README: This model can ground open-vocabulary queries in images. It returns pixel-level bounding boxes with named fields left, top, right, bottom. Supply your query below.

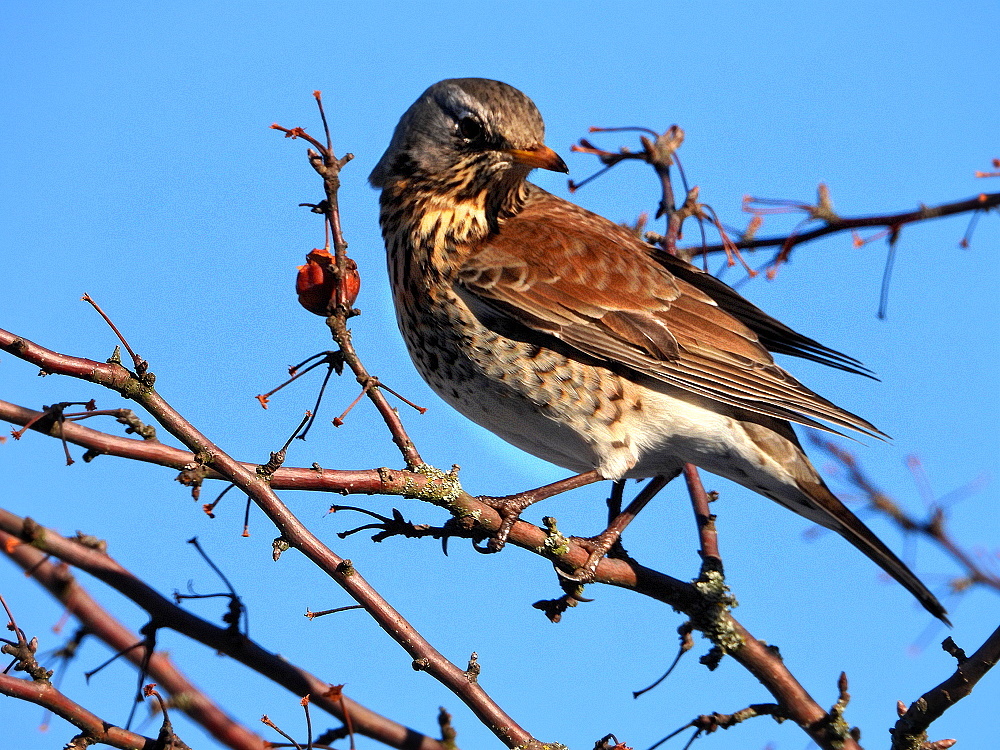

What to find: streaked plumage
left=370, top=77, right=947, bottom=622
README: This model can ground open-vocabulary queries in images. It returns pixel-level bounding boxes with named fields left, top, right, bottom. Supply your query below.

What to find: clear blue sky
left=3, top=2, right=998, bottom=749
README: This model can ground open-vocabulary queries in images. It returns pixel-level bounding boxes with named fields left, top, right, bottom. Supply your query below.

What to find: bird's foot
left=554, top=473, right=676, bottom=581
left=473, top=490, right=542, bottom=553
left=474, top=470, right=604, bottom=553
left=556, top=528, right=630, bottom=583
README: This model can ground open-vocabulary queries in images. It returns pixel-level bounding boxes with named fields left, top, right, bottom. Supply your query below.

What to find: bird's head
left=369, top=78, right=568, bottom=196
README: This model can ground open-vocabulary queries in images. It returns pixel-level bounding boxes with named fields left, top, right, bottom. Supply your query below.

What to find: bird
left=368, top=77, right=947, bottom=622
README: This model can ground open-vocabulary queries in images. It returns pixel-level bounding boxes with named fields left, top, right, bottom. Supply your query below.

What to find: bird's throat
left=415, top=191, right=491, bottom=246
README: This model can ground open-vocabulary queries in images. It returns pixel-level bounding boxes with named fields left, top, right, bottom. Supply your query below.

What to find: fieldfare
left=369, top=78, right=947, bottom=622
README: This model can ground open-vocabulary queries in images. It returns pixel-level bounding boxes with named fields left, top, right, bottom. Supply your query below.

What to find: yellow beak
left=507, top=145, right=569, bottom=173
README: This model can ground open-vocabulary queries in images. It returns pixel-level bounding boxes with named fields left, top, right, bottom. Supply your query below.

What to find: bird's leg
left=596, top=479, right=629, bottom=561
left=606, top=479, right=625, bottom=524
left=560, top=470, right=680, bottom=583
left=476, top=470, right=603, bottom=553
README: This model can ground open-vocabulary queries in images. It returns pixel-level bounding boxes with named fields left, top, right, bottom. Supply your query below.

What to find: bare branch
left=0, top=340, right=534, bottom=747
left=0, top=671, right=165, bottom=750
left=0, top=517, right=447, bottom=750
left=891, top=625, right=1000, bottom=749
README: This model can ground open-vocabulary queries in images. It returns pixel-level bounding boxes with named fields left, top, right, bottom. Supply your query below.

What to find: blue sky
left=3, top=2, right=998, bottom=749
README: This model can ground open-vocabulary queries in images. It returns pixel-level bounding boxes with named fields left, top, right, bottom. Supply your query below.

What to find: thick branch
left=5, top=530, right=277, bottom=750
left=0, top=396, right=697, bottom=606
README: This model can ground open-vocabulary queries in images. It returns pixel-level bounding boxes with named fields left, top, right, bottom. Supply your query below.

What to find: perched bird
left=369, top=77, right=947, bottom=622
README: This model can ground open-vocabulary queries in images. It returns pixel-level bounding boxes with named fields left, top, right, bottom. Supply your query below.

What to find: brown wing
left=456, top=187, right=885, bottom=439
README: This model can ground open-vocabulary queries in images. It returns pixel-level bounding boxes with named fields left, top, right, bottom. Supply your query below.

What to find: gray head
left=369, top=78, right=567, bottom=189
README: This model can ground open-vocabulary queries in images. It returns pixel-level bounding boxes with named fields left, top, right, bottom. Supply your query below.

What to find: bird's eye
left=458, top=116, right=484, bottom=141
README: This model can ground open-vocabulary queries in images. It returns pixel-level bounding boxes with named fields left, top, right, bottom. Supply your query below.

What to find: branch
left=0, top=516, right=447, bottom=750
left=683, top=464, right=720, bottom=564
left=275, top=102, right=424, bottom=470
left=891, top=625, right=1000, bottom=749
left=0, top=352, right=858, bottom=749
left=571, top=126, right=1000, bottom=270
left=0, top=672, right=166, bottom=750
left=694, top=192, right=1000, bottom=261
left=4, top=528, right=273, bottom=750
left=0, top=394, right=697, bottom=605
left=0, top=325, right=537, bottom=748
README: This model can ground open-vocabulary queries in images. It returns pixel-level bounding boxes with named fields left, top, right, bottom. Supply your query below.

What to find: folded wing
left=456, top=187, right=885, bottom=439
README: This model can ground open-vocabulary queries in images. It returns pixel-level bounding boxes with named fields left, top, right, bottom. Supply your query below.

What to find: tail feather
left=799, top=479, right=950, bottom=624
left=738, top=419, right=948, bottom=623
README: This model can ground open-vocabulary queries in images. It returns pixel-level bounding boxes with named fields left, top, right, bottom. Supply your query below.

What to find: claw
left=553, top=474, right=673, bottom=580
left=473, top=510, right=519, bottom=553
left=472, top=538, right=494, bottom=554
left=555, top=564, right=598, bottom=585
left=552, top=573, right=594, bottom=602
